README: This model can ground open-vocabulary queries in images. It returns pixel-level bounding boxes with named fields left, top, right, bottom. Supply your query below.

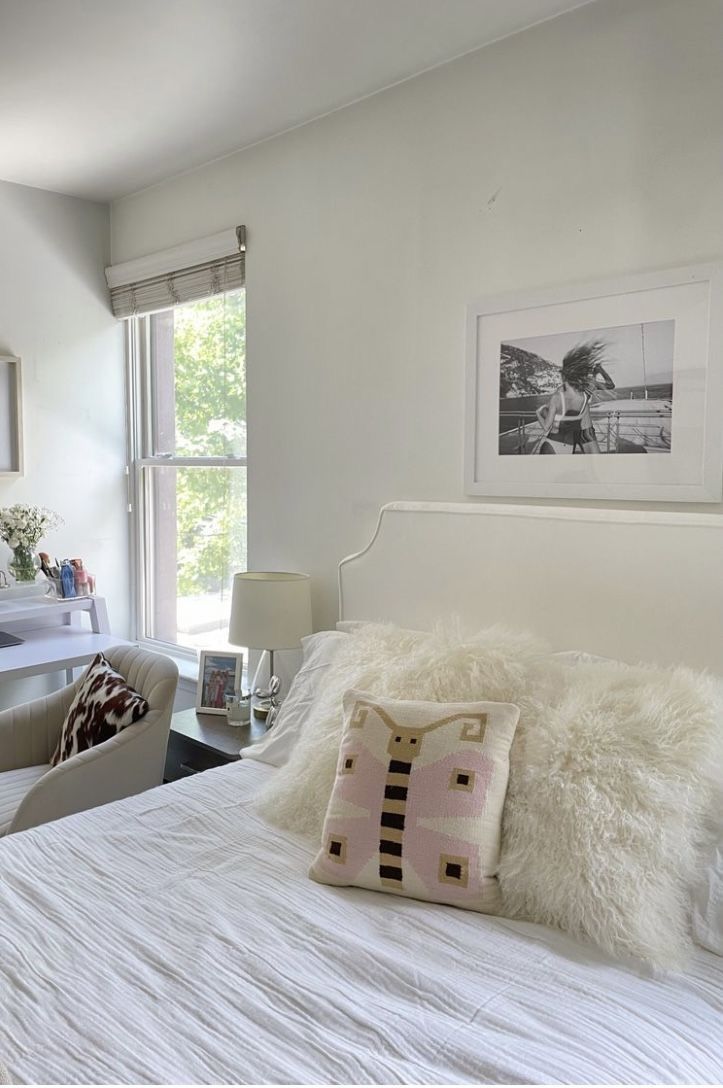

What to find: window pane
left=144, top=465, right=247, bottom=651
left=150, top=291, right=246, bottom=459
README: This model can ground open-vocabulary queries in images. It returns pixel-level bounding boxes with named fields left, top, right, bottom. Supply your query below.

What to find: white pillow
left=693, top=677, right=723, bottom=956
left=242, top=631, right=347, bottom=767
left=692, top=842, right=723, bottom=955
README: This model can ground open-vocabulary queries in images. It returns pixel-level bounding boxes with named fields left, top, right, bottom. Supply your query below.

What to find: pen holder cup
left=46, top=576, right=91, bottom=599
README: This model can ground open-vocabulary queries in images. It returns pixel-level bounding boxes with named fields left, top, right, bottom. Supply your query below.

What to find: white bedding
left=1, top=761, right=721, bottom=1085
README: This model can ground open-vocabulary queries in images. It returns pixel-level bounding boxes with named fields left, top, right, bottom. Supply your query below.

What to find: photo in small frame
left=196, top=650, right=244, bottom=715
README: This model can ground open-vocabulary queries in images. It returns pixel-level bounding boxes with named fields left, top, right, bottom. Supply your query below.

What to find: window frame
left=125, top=306, right=247, bottom=665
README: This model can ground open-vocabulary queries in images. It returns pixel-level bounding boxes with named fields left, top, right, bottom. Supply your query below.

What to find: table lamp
left=228, top=571, right=312, bottom=724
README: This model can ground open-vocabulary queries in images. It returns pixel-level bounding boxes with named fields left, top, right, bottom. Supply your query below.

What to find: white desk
left=0, top=595, right=132, bottom=683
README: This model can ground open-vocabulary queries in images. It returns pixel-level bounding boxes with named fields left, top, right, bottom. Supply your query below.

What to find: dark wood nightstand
left=164, top=707, right=268, bottom=782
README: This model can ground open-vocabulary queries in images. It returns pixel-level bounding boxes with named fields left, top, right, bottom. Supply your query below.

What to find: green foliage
left=171, top=292, right=247, bottom=596
left=174, top=291, right=246, bottom=457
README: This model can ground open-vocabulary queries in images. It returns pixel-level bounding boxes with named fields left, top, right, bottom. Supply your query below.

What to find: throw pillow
left=255, top=621, right=551, bottom=840
left=310, top=689, right=520, bottom=912
left=498, top=657, right=721, bottom=969
left=554, top=651, right=723, bottom=959
left=51, top=653, right=149, bottom=766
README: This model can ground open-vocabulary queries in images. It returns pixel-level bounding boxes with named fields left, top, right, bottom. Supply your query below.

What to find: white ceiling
left=0, top=0, right=591, bottom=203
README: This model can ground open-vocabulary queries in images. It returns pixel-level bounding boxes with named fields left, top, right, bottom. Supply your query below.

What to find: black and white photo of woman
left=533, top=340, right=615, bottom=454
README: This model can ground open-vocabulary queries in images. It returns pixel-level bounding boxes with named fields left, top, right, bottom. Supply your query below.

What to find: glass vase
left=9, top=546, right=37, bottom=583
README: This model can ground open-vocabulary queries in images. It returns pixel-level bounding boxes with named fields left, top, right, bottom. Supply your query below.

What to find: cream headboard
left=338, top=502, right=723, bottom=673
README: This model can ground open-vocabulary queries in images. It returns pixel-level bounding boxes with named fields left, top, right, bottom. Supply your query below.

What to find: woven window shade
left=106, top=226, right=245, bottom=318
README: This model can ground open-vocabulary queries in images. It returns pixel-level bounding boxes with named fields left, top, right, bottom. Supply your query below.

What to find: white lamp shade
left=228, top=571, right=312, bottom=650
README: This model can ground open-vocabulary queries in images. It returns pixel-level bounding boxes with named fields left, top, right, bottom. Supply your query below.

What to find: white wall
left=111, top=0, right=723, bottom=631
left=0, top=179, right=127, bottom=705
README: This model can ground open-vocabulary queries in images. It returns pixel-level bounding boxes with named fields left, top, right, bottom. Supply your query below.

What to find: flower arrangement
left=0, top=504, right=64, bottom=583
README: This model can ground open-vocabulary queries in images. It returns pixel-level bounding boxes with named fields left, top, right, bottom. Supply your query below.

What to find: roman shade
left=105, top=225, right=245, bottom=318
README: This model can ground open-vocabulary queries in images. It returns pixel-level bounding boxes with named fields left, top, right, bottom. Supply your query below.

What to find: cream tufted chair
left=0, top=645, right=178, bottom=836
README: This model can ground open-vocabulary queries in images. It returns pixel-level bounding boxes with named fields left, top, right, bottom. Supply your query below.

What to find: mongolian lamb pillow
left=256, top=621, right=550, bottom=841
left=51, top=653, right=149, bottom=766
left=499, top=657, right=721, bottom=969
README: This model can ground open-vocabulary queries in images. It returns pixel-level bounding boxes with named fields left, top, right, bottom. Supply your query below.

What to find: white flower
left=0, top=504, right=64, bottom=552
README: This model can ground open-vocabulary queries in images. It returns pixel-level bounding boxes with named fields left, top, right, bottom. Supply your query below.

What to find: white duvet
left=0, top=761, right=721, bottom=1085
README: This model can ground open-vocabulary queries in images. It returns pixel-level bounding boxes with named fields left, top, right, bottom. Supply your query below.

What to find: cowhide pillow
left=51, top=653, right=149, bottom=766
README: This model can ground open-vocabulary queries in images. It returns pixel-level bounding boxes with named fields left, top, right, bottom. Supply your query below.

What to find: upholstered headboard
left=339, top=502, right=723, bottom=672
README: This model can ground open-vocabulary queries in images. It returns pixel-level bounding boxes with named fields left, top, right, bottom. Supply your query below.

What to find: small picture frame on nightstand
left=196, top=650, right=244, bottom=716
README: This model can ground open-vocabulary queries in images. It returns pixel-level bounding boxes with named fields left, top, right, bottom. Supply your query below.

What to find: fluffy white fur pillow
left=499, top=658, right=721, bottom=969
left=255, top=622, right=551, bottom=840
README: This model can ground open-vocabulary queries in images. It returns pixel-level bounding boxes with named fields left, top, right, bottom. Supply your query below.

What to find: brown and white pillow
left=51, top=653, right=149, bottom=766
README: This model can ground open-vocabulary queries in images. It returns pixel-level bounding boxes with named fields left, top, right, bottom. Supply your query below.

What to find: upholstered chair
left=0, top=645, right=178, bottom=836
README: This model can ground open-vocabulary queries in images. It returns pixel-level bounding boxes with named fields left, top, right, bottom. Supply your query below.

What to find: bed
left=1, top=502, right=722, bottom=1085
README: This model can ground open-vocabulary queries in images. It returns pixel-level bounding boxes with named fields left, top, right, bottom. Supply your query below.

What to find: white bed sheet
left=1, top=760, right=721, bottom=1086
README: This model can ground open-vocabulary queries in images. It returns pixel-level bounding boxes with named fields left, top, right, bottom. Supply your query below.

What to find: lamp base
left=252, top=672, right=281, bottom=727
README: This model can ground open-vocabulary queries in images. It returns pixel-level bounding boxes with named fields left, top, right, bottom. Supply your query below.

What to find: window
left=127, top=289, right=246, bottom=657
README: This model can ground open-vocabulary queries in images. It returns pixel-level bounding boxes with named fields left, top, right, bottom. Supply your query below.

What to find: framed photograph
left=465, top=263, right=723, bottom=501
left=196, top=650, right=244, bottom=715
left=0, top=356, right=23, bottom=476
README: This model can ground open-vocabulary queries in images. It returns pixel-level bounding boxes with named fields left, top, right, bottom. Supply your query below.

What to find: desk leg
left=89, top=598, right=110, bottom=634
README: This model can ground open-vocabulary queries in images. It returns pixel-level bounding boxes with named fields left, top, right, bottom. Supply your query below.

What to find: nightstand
left=164, top=707, right=268, bottom=782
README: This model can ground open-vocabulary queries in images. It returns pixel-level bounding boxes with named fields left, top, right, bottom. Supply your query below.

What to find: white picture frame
left=464, top=263, right=723, bottom=501
left=196, top=650, right=244, bottom=715
left=0, top=356, right=23, bottom=476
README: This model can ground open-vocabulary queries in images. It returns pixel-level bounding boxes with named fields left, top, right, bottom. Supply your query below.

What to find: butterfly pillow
left=310, top=689, right=520, bottom=913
